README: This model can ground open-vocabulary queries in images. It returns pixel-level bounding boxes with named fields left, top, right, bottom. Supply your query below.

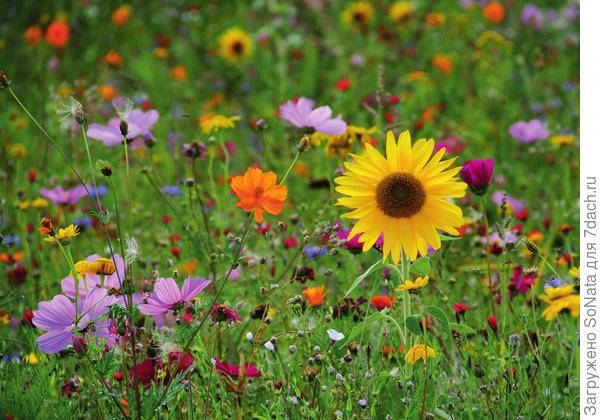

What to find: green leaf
left=346, top=311, right=386, bottom=342
left=426, top=305, right=452, bottom=346
left=344, top=260, right=381, bottom=298
left=405, top=314, right=422, bottom=336
left=409, top=257, right=431, bottom=276
left=439, top=234, right=461, bottom=241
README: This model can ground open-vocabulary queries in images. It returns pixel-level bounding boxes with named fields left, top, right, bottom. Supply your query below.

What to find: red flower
left=284, top=237, right=298, bottom=248
left=46, top=20, right=70, bottom=49
left=370, top=295, right=395, bottom=311
left=487, top=315, right=498, bottom=333
left=334, top=78, right=351, bottom=91
left=22, top=309, right=34, bottom=327
left=27, top=169, right=37, bottom=183
left=162, top=215, right=172, bottom=224
left=515, top=209, right=529, bottom=221
left=171, top=247, right=181, bottom=258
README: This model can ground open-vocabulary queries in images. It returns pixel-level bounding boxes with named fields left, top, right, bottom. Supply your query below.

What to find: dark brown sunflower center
left=232, top=41, right=244, bottom=55
left=375, top=172, right=425, bottom=218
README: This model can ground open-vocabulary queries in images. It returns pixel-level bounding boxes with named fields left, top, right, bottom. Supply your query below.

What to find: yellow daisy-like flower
left=540, top=284, right=574, bottom=303
left=199, top=114, right=241, bottom=134
left=74, top=257, right=116, bottom=277
left=218, top=28, right=254, bottom=63
left=24, top=352, right=39, bottom=365
left=542, top=294, right=580, bottom=321
left=549, top=134, right=576, bottom=147
left=389, top=1, right=413, bottom=22
left=396, top=275, right=429, bottom=292
left=342, top=2, right=375, bottom=26
left=335, top=130, right=467, bottom=263
left=31, top=198, right=49, bottom=209
left=311, top=125, right=377, bottom=158
left=569, top=266, right=580, bottom=278
left=44, top=224, right=79, bottom=244
left=405, top=344, right=436, bottom=365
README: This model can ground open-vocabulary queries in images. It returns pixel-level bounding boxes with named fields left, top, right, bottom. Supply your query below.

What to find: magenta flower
left=32, top=287, right=118, bottom=354
left=433, top=136, right=466, bottom=154
left=213, top=358, right=261, bottom=378
left=508, top=119, right=549, bottom=143
left=87, top=109, right=159, bottom=147
left=138, top=277, right=211, bottom=316
left=509, top=265, right=535, bottom=298
left=460, top=159, right=494, bottom=195
left=279, top=97, right=346, bottom=135
left=335, top=223, right=364, bottom=253
left=40, top=184, right=89, bottom=205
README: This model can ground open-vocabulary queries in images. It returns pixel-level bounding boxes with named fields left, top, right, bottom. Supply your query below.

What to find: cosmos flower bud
left=0, top=70, right=9, bottom=88
left=522, top=238, right=539, bottom=255
left=460, top=159, right=494, bottom=195
left=119, top=119, right=129, bottom=137
left=96, top=160, right=112, bottom=177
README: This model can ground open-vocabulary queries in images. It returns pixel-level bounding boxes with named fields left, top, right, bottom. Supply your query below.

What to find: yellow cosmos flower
left=389, top=1, right=413, bottom=22
left=199, top=114, right=241, bottom=134
left=397, top=276, right=429, bottom=292
left=74, top=257, right=116, bottom=277
left=342, top=2, right=375, bottom=26
left=405, top=344, right=436, bottom=365
left=549, top=134, right=576, bottom=146
left=218, top=28, right=254, bottom=63
left=335, top=130, right=467, bottom=262
left=44, top=224, right=80, bottom=244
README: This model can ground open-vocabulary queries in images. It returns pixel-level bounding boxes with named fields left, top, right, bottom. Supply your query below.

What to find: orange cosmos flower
left=103, top=50, right=123, bottom=67
left=432, top=54, right=453, bottom=75
left=112, top=5, right=132, bottom=27
left=230, top=167, right=287, bottom=223
left=98, top=84, right=118, bottom=101
left=483, top=2, right=505, bottom=24
left=303, top=286, right=325, bottom=307
left=170, top=65, right=187, bottom=81
left=46, top=20, right=70, bottom=49
left=25, top=25, right=43, bottom=45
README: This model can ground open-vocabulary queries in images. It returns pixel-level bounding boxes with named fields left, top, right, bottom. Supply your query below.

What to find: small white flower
left=246, top=332, right=253, bottom=341
left=327, top=329, right=345, bottom=342
left=264, top=341, right=275, bottom=352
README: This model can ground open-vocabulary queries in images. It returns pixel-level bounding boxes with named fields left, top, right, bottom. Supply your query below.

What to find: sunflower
left=335, top=130, right=466, bottom=263
left=405, top=344, right=436, bottom=365
left=218, top=28, right=254, bottom=63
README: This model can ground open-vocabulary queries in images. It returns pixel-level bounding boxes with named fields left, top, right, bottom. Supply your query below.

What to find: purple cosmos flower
left=509, top=119, right=549, bottom=143
left=491, top=191, right=525, bottom=213
left=87, top=109, right=159, bottom=147
left=32, top=287, right=118, bottom=354
left=138, top=277, right=211, bottom=316
left=521, top=4, right=544, bottom=30
left=40, top=184, right=89, bottom=205
left=279, top=97, right=346, bottom=135
left=460, top=159, right=494, bottom=195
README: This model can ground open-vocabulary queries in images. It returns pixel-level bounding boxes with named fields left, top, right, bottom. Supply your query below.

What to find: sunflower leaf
left=426, top=305, right=452, bottom=346
left=405, top=314, right=422, bottom=335
left=409, top=257, right=431, bottom=276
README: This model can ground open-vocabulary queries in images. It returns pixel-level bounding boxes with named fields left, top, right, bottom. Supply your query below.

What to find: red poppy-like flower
left=487, top=315, right=498, bottom=333
left=334, top=78, right=351, bottom=91
left=46, top=20, right=70, bottom=49
left=370, top=295, right=395, bottom=311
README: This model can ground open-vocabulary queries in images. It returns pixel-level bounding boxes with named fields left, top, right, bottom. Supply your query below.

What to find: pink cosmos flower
left=87, top=109, right=159, bottom=147
left=279, top=97, right=346, bottom=135
left=491, top=191, right=525, bottom=212
left=32, top=287, right=118, bottom=354
left=40, top=185, right=89, bottom=204
left=508, top=119, right=549, bottom=143
left=138, top=277, right=211, bottom=316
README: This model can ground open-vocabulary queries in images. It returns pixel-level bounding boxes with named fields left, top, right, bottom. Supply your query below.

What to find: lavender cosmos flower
left=138, top=277, right=211, bottom=316
left=32, top=287, right=118, bottom=354
left=491, top=191, right=525, bottom=213
left=521, top=4, right=544, bottom=30
left=509, top=119, right=549, bottom=143
left=87, top=109, right=159, bottom=147
left=40, top=184, right=89, bottom=205
left=279, top=97, right=346, bottom=135
left=460, top=158, right=494, bottom=195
